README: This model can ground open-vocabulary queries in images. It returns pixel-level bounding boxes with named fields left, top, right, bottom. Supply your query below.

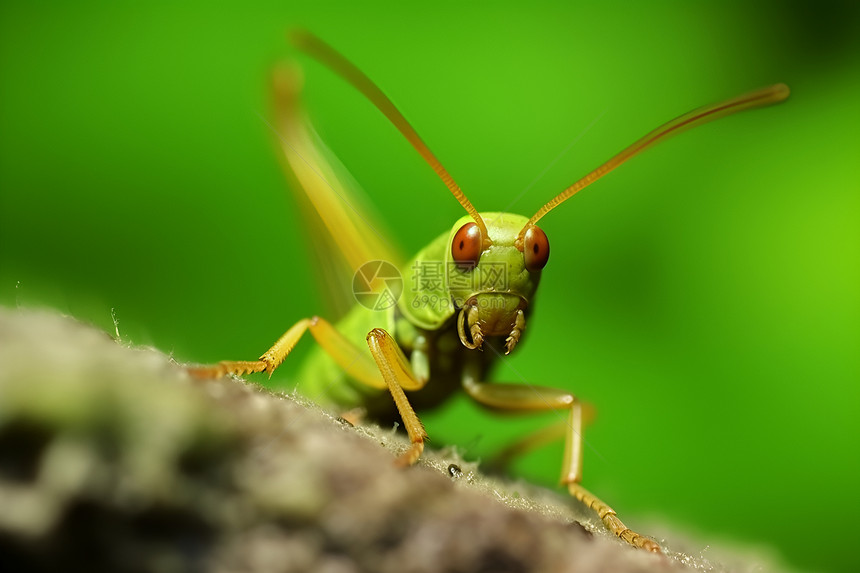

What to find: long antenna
left=290, top=30, right=490, bottom=245
left=516, top=83, right=790, bottom=247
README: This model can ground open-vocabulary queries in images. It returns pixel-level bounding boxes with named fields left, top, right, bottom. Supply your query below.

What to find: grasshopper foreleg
left=365, top=328, right=430, bottom=466
left=462, top=375, right=661, bottom=553
left=187, top=316, right=384, bottom=388
left=187, top=321, right=432, bottom=468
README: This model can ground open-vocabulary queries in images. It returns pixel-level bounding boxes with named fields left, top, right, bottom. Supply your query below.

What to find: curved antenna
left=516, top=83, right=790, bottom=247
left=290, top=30, right=490, bottom=245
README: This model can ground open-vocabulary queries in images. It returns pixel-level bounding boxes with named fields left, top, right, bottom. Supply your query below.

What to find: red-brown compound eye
left=523, top=226, right=550, bottom=272
left=451, top=222, right=482, bottom=270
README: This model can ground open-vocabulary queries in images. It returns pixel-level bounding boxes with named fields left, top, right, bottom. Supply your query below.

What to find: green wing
left=271, top=65, right=404, bottom=318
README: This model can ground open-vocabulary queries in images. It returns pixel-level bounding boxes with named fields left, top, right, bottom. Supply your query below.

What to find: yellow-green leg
left=485, top=402, right=596, bottom=473
left=187, top=316, right=384, bottom=389
left=365, top=328, right=429, bottom=466
left=187, top=321, right=430, bottom=468
left=462, top=376, right=661, bottom=553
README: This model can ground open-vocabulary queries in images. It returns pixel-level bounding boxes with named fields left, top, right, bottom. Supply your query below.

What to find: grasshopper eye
left=524, top=226, right=550, bottom=272
left=452, top=222, right=482, bottom=270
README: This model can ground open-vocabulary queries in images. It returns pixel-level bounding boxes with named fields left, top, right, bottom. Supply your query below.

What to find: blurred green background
left=1, top=1, right=857, bottom=571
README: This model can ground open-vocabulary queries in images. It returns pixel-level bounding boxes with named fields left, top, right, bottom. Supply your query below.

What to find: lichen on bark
left=0, top=308, right=792, bottom=573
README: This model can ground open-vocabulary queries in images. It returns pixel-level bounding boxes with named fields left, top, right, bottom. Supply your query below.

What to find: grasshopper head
left=447, top=212, right=548, bottom=354
left=288, top=32, right=789, bottom=356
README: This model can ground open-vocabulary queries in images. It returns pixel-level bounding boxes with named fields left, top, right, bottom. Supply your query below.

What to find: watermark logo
left=352, top=260, right=403, bottom=310
left=353, top=259, right=510, bottom=312
left=410, top=260, right=508, bottom=292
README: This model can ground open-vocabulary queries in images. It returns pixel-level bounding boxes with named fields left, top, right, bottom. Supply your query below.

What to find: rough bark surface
left=0, top=308, right=791, bottom=573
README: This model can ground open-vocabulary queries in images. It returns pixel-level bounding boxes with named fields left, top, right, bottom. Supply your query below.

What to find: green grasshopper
left=189, top=31, right=789, bottom=553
